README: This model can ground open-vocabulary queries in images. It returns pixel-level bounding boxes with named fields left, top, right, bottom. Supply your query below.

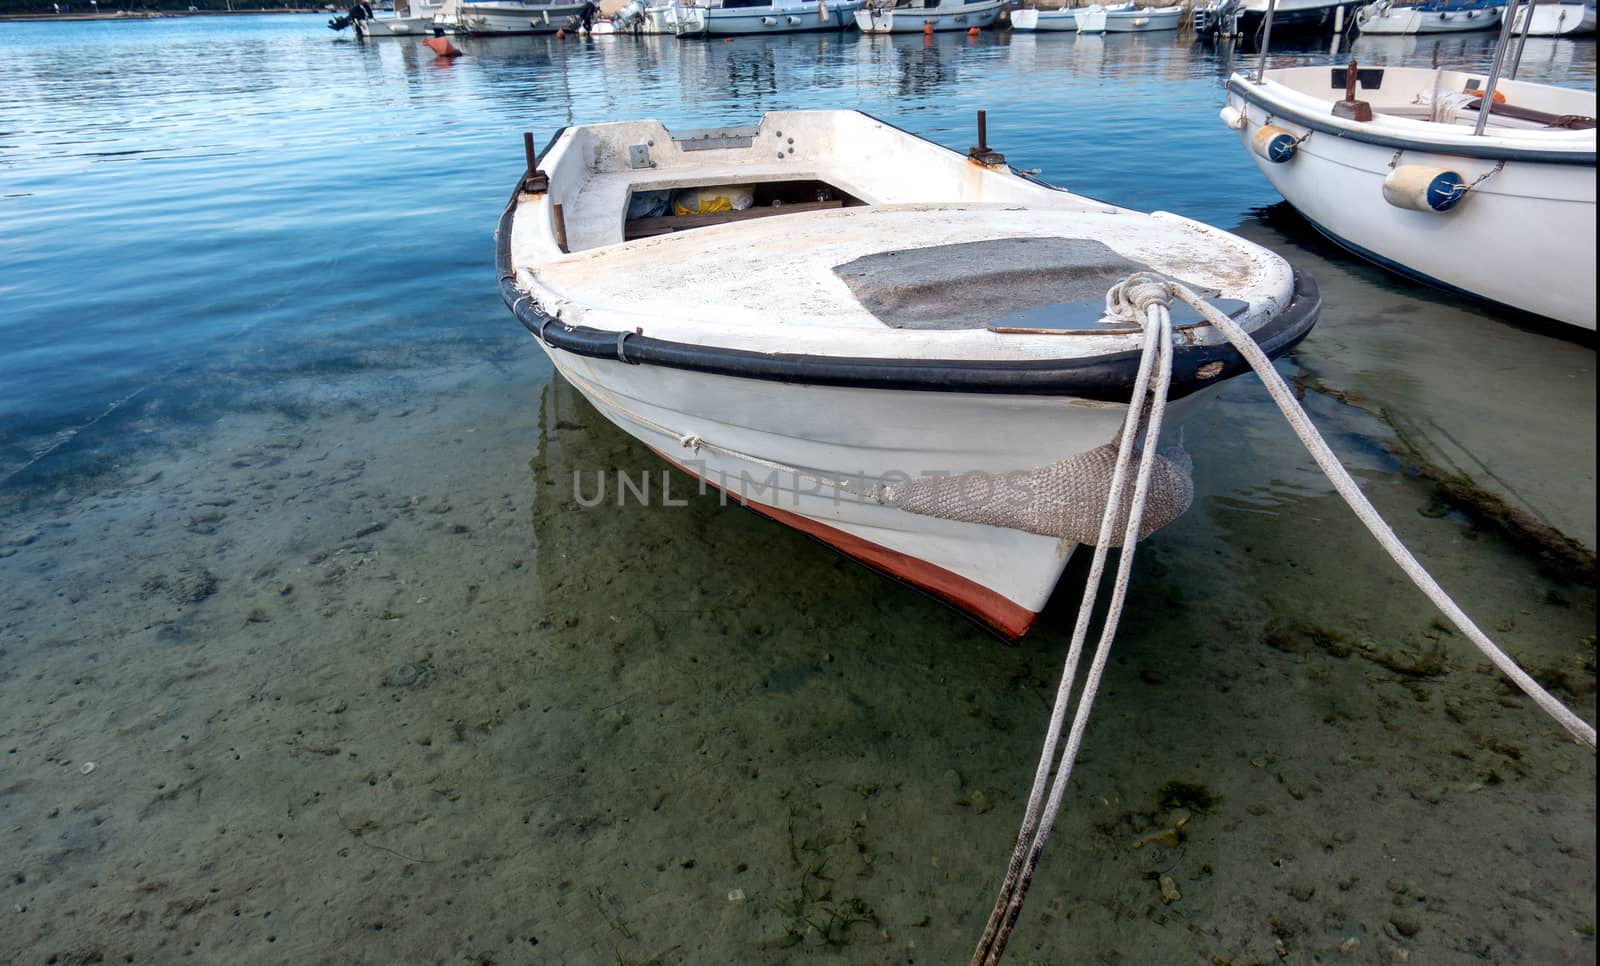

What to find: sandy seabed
left=0, top=326, right=1594, bottom=966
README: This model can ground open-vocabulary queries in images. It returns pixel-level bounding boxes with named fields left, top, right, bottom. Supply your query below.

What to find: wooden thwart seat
left=1467, top=97, right=1598, bottom=130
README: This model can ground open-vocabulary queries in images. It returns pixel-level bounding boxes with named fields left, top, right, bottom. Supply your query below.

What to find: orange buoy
left=967, top=25, right=978, bottom=35
left=423, top=35, right=461, bottom=56
left=556, top=27, right=565, bottom=37
left=922, top=20, right=933, bottom=34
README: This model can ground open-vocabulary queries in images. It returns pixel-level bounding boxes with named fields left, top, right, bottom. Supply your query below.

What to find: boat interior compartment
left=535, top=113, right=1091, bottom=253
left=1264, top=66, right=1598, bottom=131
left=622, top=179, right=867, bottom=241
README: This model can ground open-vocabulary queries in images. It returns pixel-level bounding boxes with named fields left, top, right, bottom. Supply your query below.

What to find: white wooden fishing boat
left=1508, top=0, right=1595, bottom=33
left=498, top=110, right=1320, bottom=636
left=1224, top=63, right=1596, bottom=330
left=856, top=0, right=1005, bottom=32
left=1010, top=4, right=1079, bottom=29
left=1355, top=0, right=1503, bottom=32
left=1102, top=2, right=1185, bottom=30
left=698, top=0, right=861, bottom=35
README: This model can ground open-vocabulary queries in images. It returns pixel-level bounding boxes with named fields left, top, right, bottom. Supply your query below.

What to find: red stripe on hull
left=648, top=446, right=1040, bottom=638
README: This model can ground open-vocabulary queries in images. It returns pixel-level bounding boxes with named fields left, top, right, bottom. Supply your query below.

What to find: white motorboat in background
left=856, top=0, right=1006, bottom=32
left=699, top=0, right=861, bottom=35
left=1010, top=4, right=1079, bottom=29
left=1014, top=0, right=1182, bottom=32
left=447, top=0, right=588, bottom=33
left=1355, top=0, right=1504, bottom=33
left=1102, top=2, right=1185, bottom=30
left=1508, top=0, right=1595, bottom=34
left=499, top=110, right=1320, bottom=635
left=356, top=0, right=446, bottom=34
left=1224, top=57, right=1596, bottom=330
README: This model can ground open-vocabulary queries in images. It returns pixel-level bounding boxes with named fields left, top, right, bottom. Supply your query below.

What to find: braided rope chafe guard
left=970, top=274, right=1597, bottom=966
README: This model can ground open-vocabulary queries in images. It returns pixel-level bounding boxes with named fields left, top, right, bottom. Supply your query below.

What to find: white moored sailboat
left=1223, top=0, right=1596, bottom=330
left=498, top=111, right=1320, bottom=636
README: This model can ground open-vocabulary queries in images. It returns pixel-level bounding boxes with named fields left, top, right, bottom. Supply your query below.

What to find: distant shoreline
left=0, top=8, right=322, bottom=20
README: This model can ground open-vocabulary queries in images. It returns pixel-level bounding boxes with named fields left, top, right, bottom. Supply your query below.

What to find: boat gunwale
left=1226, top=73, right=1599, bottom=166
left=498, top=204, right=1320, bottom=403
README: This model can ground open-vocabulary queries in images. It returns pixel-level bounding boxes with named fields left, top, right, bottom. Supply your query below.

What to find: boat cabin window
left=624, top=179, right=865, bottom=241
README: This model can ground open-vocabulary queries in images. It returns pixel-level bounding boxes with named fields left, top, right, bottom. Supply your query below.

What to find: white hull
left=855, top=0, right=1005, bottom=32
left=1226, top=67, right=1596, bottom=330
left=356, top=13, right=437, bottom=33
left=1509, top=0, right=1596, bottom=34
left=1010, top=6, right=1078, bottom=29
left=702, top=0, right=861, bottom=34
left=549, top=347, right=1175, bottom=624
left=457, top=0, right=587, bottom=32
left=1356, top=0, right=1502, bottom=32
left=1102, top=3, right=1184, bottom=30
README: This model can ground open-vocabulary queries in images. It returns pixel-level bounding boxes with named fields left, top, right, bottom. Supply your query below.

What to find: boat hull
left=1010, top=6, right=1078, bottom=29
left=702, top=0, right=862, bottom=34
left=1234, top=0, right=1366, bottom=33
left=1355, top=0, right=1502, bottom=33
left=457, top=0, right=587, bottom=33
left=355, top=13, right=437, bottom=33
left=1508, top=0, right=1596, bottom=34
left=540, top=342, right=1210, bottom=636
left=855, top=0, right=1004, bottom=32
left=1103, top=4, right=1184, bottom=30
left=1226, top=76, right=1597, bottom=330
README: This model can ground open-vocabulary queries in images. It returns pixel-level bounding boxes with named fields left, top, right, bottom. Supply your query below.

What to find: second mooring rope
left=971, top=273, right=1596, bottom=966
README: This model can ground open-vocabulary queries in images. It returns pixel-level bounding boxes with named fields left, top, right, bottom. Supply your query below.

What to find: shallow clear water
left=1, top=16, right=1595, bottom=966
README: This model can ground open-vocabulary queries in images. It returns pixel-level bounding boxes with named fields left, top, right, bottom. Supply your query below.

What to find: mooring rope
left=970, top=276, right=1176, bottom=966
left=1161, top=276, right=1596, bottom=751
left=970, top=272, right=1596, bottom=966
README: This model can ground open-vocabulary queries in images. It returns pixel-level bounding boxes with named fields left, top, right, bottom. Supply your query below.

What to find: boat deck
left=530, top=202, right=1276, bottom=358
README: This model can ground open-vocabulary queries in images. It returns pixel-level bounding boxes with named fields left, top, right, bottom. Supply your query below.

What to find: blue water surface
left=0, top=17, right=1594, bottom=488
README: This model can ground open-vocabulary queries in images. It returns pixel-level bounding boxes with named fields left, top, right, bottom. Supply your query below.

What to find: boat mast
left=1472, top=0, right=1521, bottom=136
left=1254, top=0, right=1280, bottom=82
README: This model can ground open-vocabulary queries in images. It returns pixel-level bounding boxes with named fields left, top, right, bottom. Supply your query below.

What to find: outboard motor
left=615, top=0, right=647, bottom=28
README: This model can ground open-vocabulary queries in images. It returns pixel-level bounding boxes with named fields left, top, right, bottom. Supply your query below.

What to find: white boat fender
left=761, top=15, right=777, bottom=24
left=1382, top=164, right=1468, bottom=212
left=1219, top=104, right=1246, bottom=130
left=1250, top=124, right=1303, bottom=163
left=786, top=13, right=802, bottom=23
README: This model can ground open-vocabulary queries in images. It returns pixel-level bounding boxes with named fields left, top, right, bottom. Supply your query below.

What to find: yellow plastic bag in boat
left=673, top=186, right=754, bottom=216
